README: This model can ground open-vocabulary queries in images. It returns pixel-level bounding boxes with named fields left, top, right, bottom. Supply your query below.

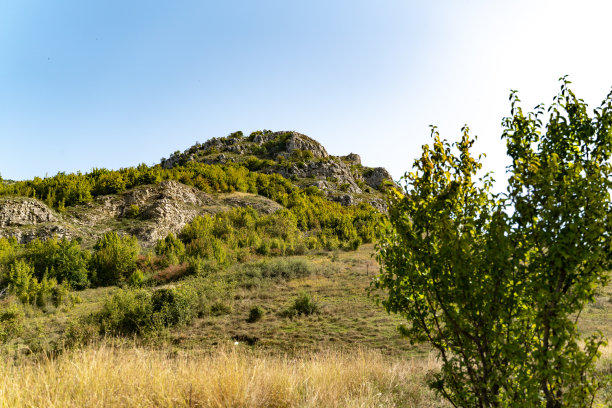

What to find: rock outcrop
left=363, top=167, right=394, bottom=190
left=0, top=198, right=58, bottom=227
left=0, top=181, right=284, bottom=247
left=0, top=131, right=395, bottom=245
left=0, top=198, right=75, bottom=243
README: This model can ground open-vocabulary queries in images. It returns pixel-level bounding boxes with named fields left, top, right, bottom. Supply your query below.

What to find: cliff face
left=0, top=197, right=72, bottom=244
left=161, top=130, right=394, bottom=210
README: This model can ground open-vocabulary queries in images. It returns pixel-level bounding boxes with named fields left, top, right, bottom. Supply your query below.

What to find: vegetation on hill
left=0, top=133, right=387, bottom=354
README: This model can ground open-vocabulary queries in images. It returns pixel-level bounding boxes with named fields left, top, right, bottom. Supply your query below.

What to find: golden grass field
left=0, top=343, right=446, bottom=408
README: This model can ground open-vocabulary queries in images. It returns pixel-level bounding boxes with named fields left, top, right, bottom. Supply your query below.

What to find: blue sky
left=1, top=1, right=612, bottom=188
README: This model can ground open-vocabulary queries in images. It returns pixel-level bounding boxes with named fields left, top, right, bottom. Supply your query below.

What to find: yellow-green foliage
left=0, top=238, right=18, bottom=272
left=0, top=161, right=380, bottom=245
left=0, top=301, right=24, bottom=342
left=24, top=237, right=90, bottom=289
left=6, top=259, right=57, bottom=306
left=154, top=233, right=185, bottom=267
left=96, top=275, right=230, bottom=336
left=178, top=208, right=301, bottom=263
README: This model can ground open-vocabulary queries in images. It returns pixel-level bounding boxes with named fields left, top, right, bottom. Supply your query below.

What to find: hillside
left=0, top=130, right=393, bottom=246
left=0, top=180, right=282, bottom=247
left=0, top=130, right=397, bottom=354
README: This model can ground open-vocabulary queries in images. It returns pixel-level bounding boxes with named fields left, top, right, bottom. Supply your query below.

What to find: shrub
left=0, top=301, right=24, bottom=342
left=51, top=281, right=71, bottom=307
left=91, top=232, right=140, bottom=286
left=186, top=257, right=220, bottom=277
left=152, top=263, right=190, bottom=283
left=6, top=260, right=56, bottom=306
left=247, top=306, right=265, bottom=323
left=97, top=289, right=153, bottom=336
left=97, top=285, right=199, bottom=336
left=180, top=216, right=214, bottom=244
left=241, top=258, right=313, bottom=282
left=155, top=233, right=185, bottom=267
left=24, top=237, right=90, bottom=289
left=127, top=269, right=145, bottom=287
left=125, top=204, right=140, bottom=218
left=283, top=291, right=319, bottom=317
left=151, top=287, right=196, bottom=327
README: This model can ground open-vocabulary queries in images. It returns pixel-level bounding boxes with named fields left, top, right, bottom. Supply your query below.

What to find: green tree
left=25, top=237, right=90, bottom=289
left=373, top=80, right=612, bottom=407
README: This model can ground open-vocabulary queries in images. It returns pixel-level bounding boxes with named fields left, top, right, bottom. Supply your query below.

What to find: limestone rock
left=364, top=167, right=394, bottom=190
left=342, top=153, right=361, bottom=165
left=158, top=130, right=394, bottom=208
left=283, top=132, right=329, bottom=159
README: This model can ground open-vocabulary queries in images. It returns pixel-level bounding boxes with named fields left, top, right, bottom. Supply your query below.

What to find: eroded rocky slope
left=0, top=180, right=283, bottom=246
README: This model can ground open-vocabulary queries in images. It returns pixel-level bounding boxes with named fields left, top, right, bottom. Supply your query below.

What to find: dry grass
left=0, top=343, right=446, bottom=408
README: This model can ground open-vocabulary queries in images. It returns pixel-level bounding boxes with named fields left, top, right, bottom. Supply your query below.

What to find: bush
left=155, top=233, right=185, bottom=260
left=6, top=260, right=57, bottom=306
left=241, top=258, right=313, bottom=282
left=91, top=232, right=140, bottom=286
left=282, top=291, right=319, bottom=317
left=125, top=204, right=140, bottom=218
left=97, top=286, right=197, bottom=336
left=247, top=305, right=264, bottom=323
left=97, top=289, right=153, bottom=336
left=24, top=237, right=90, bottom=289
left=127, top=269, right=145, bottom=287
left=51, top=281, right=71, bottom=307
left=151, top=287, right=196, bottom=327
left=0, top=301, right=24, bottom=342
left=186, top=257, right=220, bottom=277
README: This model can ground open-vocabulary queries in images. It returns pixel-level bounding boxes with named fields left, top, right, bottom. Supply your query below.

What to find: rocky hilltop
left=161, top=131, right=394, bottom=208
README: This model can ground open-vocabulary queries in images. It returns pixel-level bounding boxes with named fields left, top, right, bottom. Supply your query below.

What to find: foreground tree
left=373, top=79, right=612, bottom=407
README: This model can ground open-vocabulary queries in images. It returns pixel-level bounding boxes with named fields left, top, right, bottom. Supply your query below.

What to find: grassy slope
left=171, top=245, right=423, bottom=355
left=7, top=244, right=424, bottom=356
left=4, top=243, right=612, bottom=406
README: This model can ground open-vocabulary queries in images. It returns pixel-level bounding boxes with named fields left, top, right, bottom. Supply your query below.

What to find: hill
left=161, top=130, right=393, bottom=209
left=0, top=131, right=612, bottom=406
left=0, top=130, right=397, bottom=354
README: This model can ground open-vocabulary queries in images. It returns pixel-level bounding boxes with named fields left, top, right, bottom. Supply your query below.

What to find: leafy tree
left=6, top=259, right=57, bottom=305
left=155, top=233, right=185, bottom=266
left=25, top=237, right=90, bottom=289
left=373, top=80, right=612, bottom=407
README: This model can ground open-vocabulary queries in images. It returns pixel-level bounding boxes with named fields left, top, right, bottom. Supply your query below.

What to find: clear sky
left=1, top=1, right=611, bottom=190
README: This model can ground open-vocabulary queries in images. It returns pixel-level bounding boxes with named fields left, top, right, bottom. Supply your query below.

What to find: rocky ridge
left=161, top=130, right=394, bottom=209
